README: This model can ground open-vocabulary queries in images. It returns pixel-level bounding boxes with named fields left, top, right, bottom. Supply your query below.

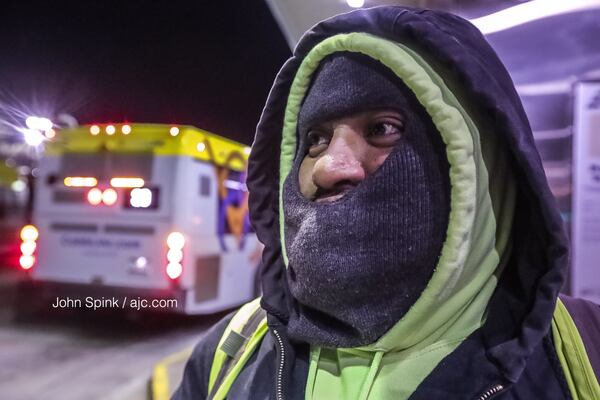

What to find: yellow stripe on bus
left=45, top=124, right=250, bottom=172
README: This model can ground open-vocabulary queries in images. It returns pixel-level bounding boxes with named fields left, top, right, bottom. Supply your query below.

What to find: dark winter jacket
left=173, top=6, right=600, bottom=400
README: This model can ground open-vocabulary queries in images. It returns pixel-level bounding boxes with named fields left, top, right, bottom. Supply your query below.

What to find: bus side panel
left=173, top=158, right=259, bottom=314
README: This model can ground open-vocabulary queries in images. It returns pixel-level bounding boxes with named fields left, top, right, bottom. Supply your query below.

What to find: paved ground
left=0, top=268, right=223, bottom=400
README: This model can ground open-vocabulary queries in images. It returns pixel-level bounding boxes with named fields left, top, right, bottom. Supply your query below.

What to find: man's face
left=298, top=109, right=405, bottom=202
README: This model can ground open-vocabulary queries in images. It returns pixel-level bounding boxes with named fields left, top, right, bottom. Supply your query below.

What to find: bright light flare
left=470, top=0, right=600, bottom=34
left=20, top=225, right=39, bottom=242
left=110, top=177, right=145, bottom=188
left=23, top=129, right=45, bottom=146
left=102, top=188, right=118, bottom=206
left=87, top=188, right=103, bottom=205
left=196, top=142, right=206, bottom=152
left=167, top=232, right=185, bottom=250
left=121, top=124, right=132, bottom=134
left=90, top=125, right=101, bottom=135
left=44, top=128, right=56, bottom=139
left=25, top=116, right=53, bottom=131
left=64, top=176, right=98, bottom=187
left=166, top=262, right=183, bottom=279
left=11, top=180, right=26, bottom=192
left=135, top=256, right=148, bottom=269
left=347, top=0, right=365, bottom=8
left=130, top=188, right=152, bottom=208
left=106, top=125, right=116, bottom=135
left=169, top=126, right=180, bottom=136
left=243, top=146, right=251, bottom=155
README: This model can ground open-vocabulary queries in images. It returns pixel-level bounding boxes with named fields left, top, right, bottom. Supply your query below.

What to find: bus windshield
left=59, top=152, right=154, bottom=181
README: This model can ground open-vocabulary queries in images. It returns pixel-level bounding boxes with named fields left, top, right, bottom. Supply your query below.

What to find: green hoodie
left=277, top=32, right=517, bottom=399
left=173, top=8, right=595, bottom=400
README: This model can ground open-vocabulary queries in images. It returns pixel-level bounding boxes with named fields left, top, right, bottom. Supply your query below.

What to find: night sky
left=0, top=0, right=291, bottom=144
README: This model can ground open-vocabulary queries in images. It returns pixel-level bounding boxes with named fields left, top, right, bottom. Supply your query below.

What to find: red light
left=20, top=225, right=39, bottom=242
left=167, top=249, right=183, bottom=263
left=121, top=124, right=131, bottom=134
left=87, top=188, right=103, bottom=205
left=20, top=241, right=36, bottom=256
left=166, top=262, right=183, bottom=279
left=102, top=188, right=118, bottom=206
left=19, top=224, right=38, bottom=270
left=20, top=255, right=35, bottom=270
left=45, top=128, right=56, bottom=139
left=90, top=125, right=100, bottom=135
left=167, top=232, right=185, bottom=249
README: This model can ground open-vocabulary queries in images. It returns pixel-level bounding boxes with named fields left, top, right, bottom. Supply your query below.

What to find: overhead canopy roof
left=265, top=0, right=600, bottom=130
left=265, top=0, right=526, bottom=48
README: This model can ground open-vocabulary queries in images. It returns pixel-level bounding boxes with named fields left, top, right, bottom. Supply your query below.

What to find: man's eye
left=370, top=121, right=404, bottom=137
left=307, top=131, right=328, bottom=147
left=306, top=131, right=329, bottom=157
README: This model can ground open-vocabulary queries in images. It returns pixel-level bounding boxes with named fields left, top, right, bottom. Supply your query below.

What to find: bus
left=18, top=123, right=260, bottom=314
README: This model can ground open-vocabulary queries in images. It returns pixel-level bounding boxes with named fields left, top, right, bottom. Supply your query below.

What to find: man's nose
left=312, top=129, right=366, bottom=190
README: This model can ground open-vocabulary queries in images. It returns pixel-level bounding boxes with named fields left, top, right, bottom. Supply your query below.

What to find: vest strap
left=208, top=298, right=268, bottom=400
left=208, top=297, right=600, bottom=400
left=552, top=297, right=600, bottom=400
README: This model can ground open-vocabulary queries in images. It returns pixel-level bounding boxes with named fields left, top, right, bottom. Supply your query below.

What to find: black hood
left=247, top=5, right=568, bottom=385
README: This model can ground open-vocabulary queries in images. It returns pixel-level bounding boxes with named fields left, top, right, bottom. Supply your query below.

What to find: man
left=174, top=6, right=600, bottom=399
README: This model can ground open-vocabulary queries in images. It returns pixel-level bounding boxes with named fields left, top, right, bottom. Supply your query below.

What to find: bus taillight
left=166, top=263, right=183, bottom=280
left=110, top=177, right=145, bottom=188
left=87, top=188, right=119, bottom=206
left=64, top=176, right=98, bottom=187
left=19, top=255, right=35, bottom=270
left=19, top=225, right=38, bottom=270
left=166, top=232, right=185, bottom=280
left=102, top=188, right=118, bottom=206
left=87, top=188, right=103, bottom=205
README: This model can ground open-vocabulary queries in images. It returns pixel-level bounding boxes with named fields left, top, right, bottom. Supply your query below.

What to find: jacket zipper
left=273, top=329, right=285, bottom=400
left=477, top=383, right=505, bottom=400
left=272, top=329, right=505, bottom=400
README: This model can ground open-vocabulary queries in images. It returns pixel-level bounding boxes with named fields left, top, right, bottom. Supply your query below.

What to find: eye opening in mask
left=302, top=108, right=407, bottom=159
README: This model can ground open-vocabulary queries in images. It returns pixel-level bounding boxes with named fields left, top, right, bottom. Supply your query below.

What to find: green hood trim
left=278, top=32, right=516, bottom=399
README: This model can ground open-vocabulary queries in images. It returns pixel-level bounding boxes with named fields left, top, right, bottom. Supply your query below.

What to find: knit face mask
left=282, top=53, right=451, bottom=347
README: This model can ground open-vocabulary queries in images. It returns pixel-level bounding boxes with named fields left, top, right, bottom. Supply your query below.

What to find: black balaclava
left=282, top=53, right=451, bottom=348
